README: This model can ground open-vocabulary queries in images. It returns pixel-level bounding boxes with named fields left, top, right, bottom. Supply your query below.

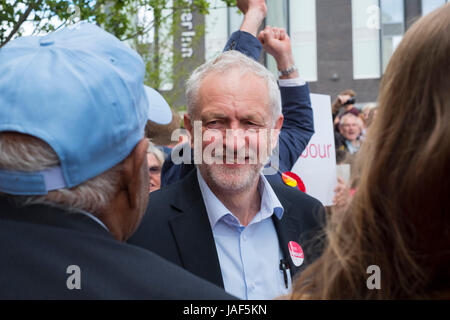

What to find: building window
left=351, top=0, right=406, bottom=79
left=266, top=0, right=289, bottom=77
left=351, top=0, right=381, bottom=79
left=206, top=0, right=318, bottom=81
left=289, top=0, right=318, bottom=82
left=205, top=0, right=229, bottom=61
left=380, top=0, right=404, bottom=72
left=228, top=6, right=243, bottom=36
left=205, top=1, right=244, bottom=60
left=422, top=0, right=448, bottom=15
left=266, top=0, right=318, bottom=82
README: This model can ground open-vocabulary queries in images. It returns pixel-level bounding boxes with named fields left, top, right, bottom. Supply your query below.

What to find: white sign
left=291, top=94, right=337, bottom=206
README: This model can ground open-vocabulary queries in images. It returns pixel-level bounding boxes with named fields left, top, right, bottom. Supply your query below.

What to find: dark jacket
left=128, top=170, right=326, bottom=289
left=0, top=197, right=235, bottom=299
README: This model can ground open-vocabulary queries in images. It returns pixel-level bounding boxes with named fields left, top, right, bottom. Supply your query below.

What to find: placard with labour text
left=291, top=94, right=337, bottom=206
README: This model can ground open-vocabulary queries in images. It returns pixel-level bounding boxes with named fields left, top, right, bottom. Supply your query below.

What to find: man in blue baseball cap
left=0, top=22, right=234, bottom=299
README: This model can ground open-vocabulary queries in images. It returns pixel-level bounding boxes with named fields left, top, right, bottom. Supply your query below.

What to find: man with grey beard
left=129, top=0, right=325, bottom=300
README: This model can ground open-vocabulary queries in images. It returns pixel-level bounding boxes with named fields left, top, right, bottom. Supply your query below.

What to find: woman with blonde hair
left=290, top=4, right=450, bottom=299
left=146, top=140, right=165, bottom=193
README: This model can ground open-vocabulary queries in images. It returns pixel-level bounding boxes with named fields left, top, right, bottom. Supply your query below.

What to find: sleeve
left=278, top=77, right=306, bottom=87
left=223, top=30, right=262, bottom=61
left=223, top=32, right=314, bottom=173
left=276, top=84, right=315, bottom=172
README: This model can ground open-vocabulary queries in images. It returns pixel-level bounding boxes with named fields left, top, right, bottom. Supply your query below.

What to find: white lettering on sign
left=181, top=0, right=195, bottom=58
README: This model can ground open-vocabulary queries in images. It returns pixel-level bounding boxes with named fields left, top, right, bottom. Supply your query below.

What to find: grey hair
left=186, top=50, right=282, bottom=123
left=362, top=102, right=377, bottom=113
left=340, top=112, right=357, bottom=125
left=0, top=133, right=121, bottom=215
left=146, top=139, right=165, bottom=166
left=339, top=113, right=364, bottom=132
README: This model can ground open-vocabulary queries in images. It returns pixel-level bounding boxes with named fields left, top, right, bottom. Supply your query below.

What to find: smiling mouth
left=222, top=162, right=245, bottom=167
left=222, top=156, right=254, bottom=164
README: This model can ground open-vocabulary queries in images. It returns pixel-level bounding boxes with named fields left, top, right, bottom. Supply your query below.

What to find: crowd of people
left=0, top=0, right=448, bottom=300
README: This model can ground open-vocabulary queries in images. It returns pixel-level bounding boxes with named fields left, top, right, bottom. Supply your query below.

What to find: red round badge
left=282, top=171, right=306, bottom=193
left=288, top=241, right=304, bottom=267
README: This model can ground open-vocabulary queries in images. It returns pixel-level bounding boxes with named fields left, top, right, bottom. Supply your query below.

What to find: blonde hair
left=146, top=140, right=165, bottom=166
left=291, top=4, right=450, bottom=299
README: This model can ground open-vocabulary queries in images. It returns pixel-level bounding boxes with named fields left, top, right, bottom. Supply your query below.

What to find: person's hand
left=338, top=95, right=352, bottom=105
left=239, top=0, right=267, bottom=37
left=237, top=0, right=267, bottom=16
left=258, top=26, right=290, bottom=58
left=333, top=177, right=351, bottom=209
left=333, top=116, right=340, bottom=126
left=258, top=26, right=298, bottom=78
left=332, top=95, right=351, bottom=114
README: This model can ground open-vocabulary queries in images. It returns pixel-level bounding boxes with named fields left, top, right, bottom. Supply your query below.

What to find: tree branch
left=1, top=0, right=43, bottom=48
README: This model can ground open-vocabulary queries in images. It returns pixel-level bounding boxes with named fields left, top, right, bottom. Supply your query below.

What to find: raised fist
left=258, top=26, right=293, bottom=69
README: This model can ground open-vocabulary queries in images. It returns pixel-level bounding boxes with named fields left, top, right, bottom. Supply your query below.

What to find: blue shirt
left=196, top=169, right=291, bottom=300
left=344, top=139, right=361, bottom=154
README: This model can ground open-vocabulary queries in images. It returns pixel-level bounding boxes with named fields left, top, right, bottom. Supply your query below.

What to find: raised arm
left=258, top=26, right=298, bottom=79
left=223, top=0, right=266, bottom=61
left=161, top=1, right=267, bottom=187
left=161, top=1, right=314, bottom=186
left=258, top=26, right=315, bottom=172
left=238, top=0, right=267, bottom=37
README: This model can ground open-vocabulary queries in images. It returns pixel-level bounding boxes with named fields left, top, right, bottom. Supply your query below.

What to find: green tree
left=0, top=0, right=236, bottom=47
left=1, top=0, right=237, bottom=110
left=131, top=0, right=237, bottom=110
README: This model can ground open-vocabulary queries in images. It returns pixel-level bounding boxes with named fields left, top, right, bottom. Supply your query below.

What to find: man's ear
left=184, top=113, right=195, bottom=148
left=121, top=138, right=149, bottom=210
left=271, top=114, right=284, bottom=151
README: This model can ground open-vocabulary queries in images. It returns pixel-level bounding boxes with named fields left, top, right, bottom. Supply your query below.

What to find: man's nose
left=224, top=128, right=247, bottom=152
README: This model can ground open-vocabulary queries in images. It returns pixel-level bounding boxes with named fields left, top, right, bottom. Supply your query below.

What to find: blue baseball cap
left=0, top=22, right=170, bottom=195
left=144, top=85, right=172, bottom=125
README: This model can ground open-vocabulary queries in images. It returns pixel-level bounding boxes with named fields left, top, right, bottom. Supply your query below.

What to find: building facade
left=163, top=0, right=448, bottom=108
